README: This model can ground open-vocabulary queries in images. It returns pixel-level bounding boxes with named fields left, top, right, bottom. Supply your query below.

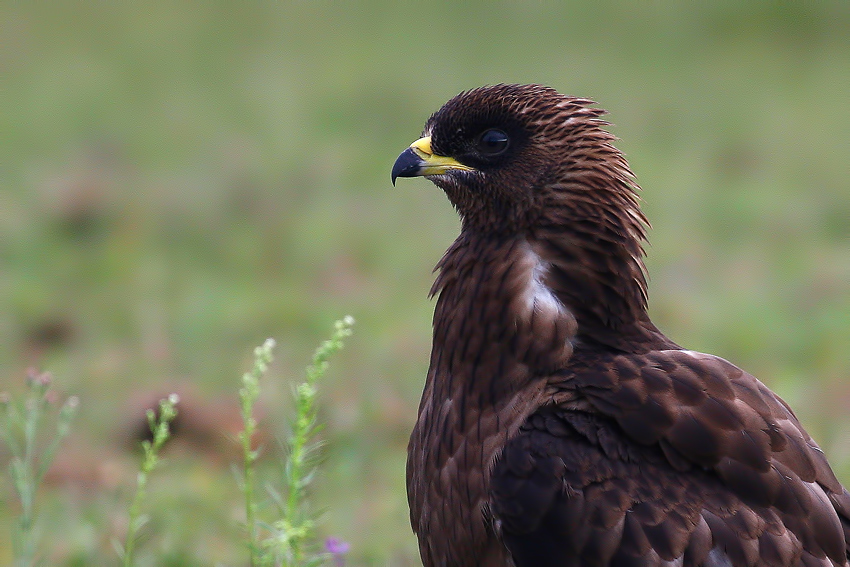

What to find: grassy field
left=2, top=2, right=850, bottom=565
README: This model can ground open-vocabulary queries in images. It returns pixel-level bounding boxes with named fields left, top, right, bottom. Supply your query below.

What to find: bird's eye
left=476, top=129, right=510, bottom=156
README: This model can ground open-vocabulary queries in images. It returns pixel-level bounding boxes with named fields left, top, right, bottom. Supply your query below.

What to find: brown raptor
left=392, top=84, right=850, bottom=567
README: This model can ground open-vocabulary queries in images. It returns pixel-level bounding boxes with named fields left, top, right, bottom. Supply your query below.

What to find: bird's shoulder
left=556, top=348, right=843, bottom=497
left=489, top=348, right=850, bottom=567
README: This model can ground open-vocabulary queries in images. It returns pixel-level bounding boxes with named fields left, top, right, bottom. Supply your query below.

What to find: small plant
left=115, top=393, right=180, bottom=566
left=0, top=369, right=79, bottom=567
left=2, top=318, right=354, bottom=565
left=239, top=316, right=354, bottom=567
left=239, top=337, right=276, bottom=564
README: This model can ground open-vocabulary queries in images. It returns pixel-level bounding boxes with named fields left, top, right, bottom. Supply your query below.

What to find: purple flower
left=325, top=537, right=350, bottom=567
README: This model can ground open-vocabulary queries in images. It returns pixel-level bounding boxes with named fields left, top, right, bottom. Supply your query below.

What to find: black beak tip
left=391, top=147, right=424, bottom=186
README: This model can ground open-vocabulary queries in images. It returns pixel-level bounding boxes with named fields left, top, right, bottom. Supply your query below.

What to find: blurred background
left=2, top=2, right=849, bottom=565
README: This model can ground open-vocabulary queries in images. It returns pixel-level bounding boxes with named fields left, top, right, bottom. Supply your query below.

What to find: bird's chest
left=407, top=378, right=547, bottom=566
left=406, top=237, right=578, bottom=565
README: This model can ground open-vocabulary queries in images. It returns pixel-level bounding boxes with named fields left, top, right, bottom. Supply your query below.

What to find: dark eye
left=476, top=128, right=509, bottom=156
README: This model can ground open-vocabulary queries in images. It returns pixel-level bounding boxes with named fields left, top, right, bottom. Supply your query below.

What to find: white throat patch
left=524, top=247, right=567, bottom=319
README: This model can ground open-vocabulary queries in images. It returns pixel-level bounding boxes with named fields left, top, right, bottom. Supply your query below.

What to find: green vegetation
left=1, top=372, right=78, bottom=566
left=2, top=322, right=352, bottom=566
left=1, top=2, right=849, bottom=565
left=239, top=340, right=272, bottom=565
left=244, top=317, right=354, bottom=567
left=119, top=394, right=179, bottom=567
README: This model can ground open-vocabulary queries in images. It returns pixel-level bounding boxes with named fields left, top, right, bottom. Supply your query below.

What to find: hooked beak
left=391, top=136, right=474, bottom=185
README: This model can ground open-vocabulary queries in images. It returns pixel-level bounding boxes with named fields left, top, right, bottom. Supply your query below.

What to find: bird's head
left=392, top=84, right=645, bottom=239
left=394, top=85, right=655, bottom=341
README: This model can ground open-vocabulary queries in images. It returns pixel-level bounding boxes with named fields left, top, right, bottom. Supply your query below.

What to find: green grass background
left=2, top=2, right=849, bottom=565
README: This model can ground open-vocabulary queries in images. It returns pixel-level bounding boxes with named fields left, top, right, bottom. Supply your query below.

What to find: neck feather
left=431, top=235, right=578, bottom=384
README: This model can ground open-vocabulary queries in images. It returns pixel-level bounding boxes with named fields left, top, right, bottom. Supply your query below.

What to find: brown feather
left=395, top=84, right=849, bottom=567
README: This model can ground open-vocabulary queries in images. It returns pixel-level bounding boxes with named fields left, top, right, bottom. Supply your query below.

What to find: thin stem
left=1, top=371, right=78, bottom=567
left=123, top=394, right=178, bottom=567
left=239, top=338, right=276, bottom=567
left=284, top=316, right=354, bottom=565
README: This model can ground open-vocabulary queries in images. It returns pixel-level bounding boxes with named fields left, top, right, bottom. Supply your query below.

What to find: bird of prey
left=391, top=84, right=850, bottom=567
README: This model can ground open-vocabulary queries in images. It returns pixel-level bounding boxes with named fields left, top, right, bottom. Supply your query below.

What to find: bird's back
left=491, top=348, right=850, bottom=567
